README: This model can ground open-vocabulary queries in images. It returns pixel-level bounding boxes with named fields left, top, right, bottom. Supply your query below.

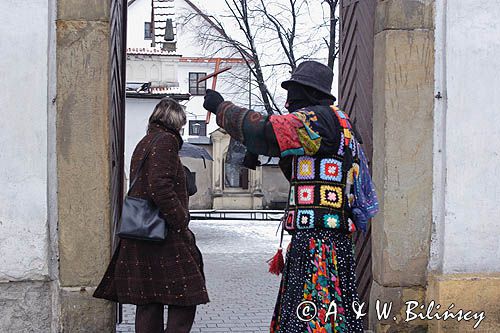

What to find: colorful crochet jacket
left=215, top=102, right=378, bottom=233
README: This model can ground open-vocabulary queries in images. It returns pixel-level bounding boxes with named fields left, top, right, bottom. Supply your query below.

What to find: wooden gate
left=110, top=0, right=127, bottom=248
left=109, top=0, right=127, bottom=323
left=339, top=0, right=377, bottom=317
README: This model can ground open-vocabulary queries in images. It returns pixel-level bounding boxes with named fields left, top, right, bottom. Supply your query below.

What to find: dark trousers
left=135, top=303, right=196, bottom=333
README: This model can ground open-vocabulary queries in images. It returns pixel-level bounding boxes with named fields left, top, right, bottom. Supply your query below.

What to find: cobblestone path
left=117, top=219, right=290, bottom=333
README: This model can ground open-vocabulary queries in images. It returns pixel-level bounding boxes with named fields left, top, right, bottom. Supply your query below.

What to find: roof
left=187, top=136, right=212, bottom=145
left=128, top=0, right=177, bottom=48
left=127, top=47, right=180, bottom=56
left=126, top=85, right=191, bottom=100
left=126, top=92, right=190, bottom=100
left=179, top=57, right=247, bottom=64
left=151, top=0, right=176, bottom=45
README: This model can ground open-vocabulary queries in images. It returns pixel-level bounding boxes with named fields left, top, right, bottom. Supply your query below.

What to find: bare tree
left=323, top=0, right=340, bottom=70
left=181, top=0, right=339, bottom=115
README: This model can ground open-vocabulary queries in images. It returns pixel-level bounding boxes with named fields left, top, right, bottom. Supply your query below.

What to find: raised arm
left=215, top=101, right=281, bottom=157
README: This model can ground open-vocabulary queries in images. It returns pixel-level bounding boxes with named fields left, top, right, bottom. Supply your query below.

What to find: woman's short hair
left=149, top=97, right=186, bottom=131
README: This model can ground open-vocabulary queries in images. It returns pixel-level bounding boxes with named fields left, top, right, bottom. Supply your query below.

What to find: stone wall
left=0, top=0, right=57, bottom=331
left=431, top=0, right=500, bottom=275
left=427, top=1, right=500, bottom=331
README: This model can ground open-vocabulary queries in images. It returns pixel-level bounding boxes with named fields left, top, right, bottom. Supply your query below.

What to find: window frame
left=188, top=120, right=207, bottom=136
left=144, top=22, right=152, bottom=40
left=188, top=72, right=207, bottom=96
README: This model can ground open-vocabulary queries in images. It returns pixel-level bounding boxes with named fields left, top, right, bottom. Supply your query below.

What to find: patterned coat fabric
left=94, top=124, right=209, bottom=306
left=215, top=102, right=377, bottom=332
left=275, top=106, right=360, bottom=234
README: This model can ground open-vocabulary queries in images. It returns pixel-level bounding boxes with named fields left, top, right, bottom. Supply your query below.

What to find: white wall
left=0, top=0, right=51, bottom=280
left=432, top=0, right=500, bottom=274
left=177, top=61, right=250, bottom=137
left=125, top=98, right=159, bottom=178
left=127, top=54, right=179, bottom=84
left=127, top=0, right=154, bottom=49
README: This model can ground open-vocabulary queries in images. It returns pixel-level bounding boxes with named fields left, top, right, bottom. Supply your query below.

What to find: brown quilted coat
left=94, top=124, right=209, bottom=306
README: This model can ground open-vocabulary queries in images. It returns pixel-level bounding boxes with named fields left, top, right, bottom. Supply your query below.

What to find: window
left=144, top=22, right=152, bottom=40
left=223, top=141, right=250, bottom=189
left=224, top=162, right=249, bottom=189
left=189, top=72, right=207, bottom=96
left=189, top=120, right=207, bottom=136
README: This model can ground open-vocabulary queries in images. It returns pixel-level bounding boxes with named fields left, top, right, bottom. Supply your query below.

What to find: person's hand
left=203, top=89, right=224, bottom=114
left=243, top=151, right=261, bottom=170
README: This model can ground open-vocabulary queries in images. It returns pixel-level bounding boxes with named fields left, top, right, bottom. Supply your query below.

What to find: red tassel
left=267, top=248, right=285, bottom=275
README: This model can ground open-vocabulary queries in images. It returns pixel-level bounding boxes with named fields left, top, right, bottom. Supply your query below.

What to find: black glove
left=203, top=89, right=224, bottom=114
left=243, top=152, right=261, bottom=170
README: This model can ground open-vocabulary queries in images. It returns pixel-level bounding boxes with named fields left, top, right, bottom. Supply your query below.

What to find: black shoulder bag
left=117, top=134, right=167, bottom=242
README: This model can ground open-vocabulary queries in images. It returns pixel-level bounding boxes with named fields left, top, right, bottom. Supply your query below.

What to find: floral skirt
left=270, top=229, right=363, bottom=333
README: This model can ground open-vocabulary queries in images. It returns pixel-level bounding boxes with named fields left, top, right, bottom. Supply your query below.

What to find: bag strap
left=128, top=133, right=164, bottom=194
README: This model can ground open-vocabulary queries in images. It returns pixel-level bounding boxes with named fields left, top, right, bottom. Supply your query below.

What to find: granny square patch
left=296, top=210, right=315, bottom=229
left=320, top=185, right=343, bottom=208
left=320, top=158, right=342, bottom=182
left=297, top=185, right=315, bottom=205
left=297, top=156, right=315, bottom=180
left=323, top=214, right=340, bottom=229
left=285, top=210, right=295, bottom=230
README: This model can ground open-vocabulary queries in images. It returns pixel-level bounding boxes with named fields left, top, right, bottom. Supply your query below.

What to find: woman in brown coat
left=94, top=98, right=209, bottom=333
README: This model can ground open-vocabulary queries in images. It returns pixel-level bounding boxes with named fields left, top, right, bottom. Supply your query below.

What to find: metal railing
left=189, top=209, right=284, bottom=221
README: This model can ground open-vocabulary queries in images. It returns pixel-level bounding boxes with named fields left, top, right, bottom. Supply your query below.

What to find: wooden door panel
left=110, top=0, right=127, bottom=323
left=339, top=0, right=376, bottom=321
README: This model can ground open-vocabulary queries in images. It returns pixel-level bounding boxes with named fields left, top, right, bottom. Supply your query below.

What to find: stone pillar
left=371, top=0, right=435, bottom=331
left=211, top=130, right=225, bottom=197
left=251, top=166, right=264, bottom=209
left=56, top=0, right=114, bottom=331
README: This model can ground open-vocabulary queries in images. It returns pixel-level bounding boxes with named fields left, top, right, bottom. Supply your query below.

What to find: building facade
left=125, top=0, right=288, bottom=210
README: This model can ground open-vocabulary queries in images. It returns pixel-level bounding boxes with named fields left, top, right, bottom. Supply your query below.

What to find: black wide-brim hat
left=281, top=60, right=334, bottom=98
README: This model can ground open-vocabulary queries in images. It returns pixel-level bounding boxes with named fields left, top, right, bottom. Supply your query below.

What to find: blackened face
left=284, top=83, right=314, bottom=112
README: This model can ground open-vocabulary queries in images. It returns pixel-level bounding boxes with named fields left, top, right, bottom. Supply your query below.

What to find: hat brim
left=281, top=79, right=335, bottom=99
